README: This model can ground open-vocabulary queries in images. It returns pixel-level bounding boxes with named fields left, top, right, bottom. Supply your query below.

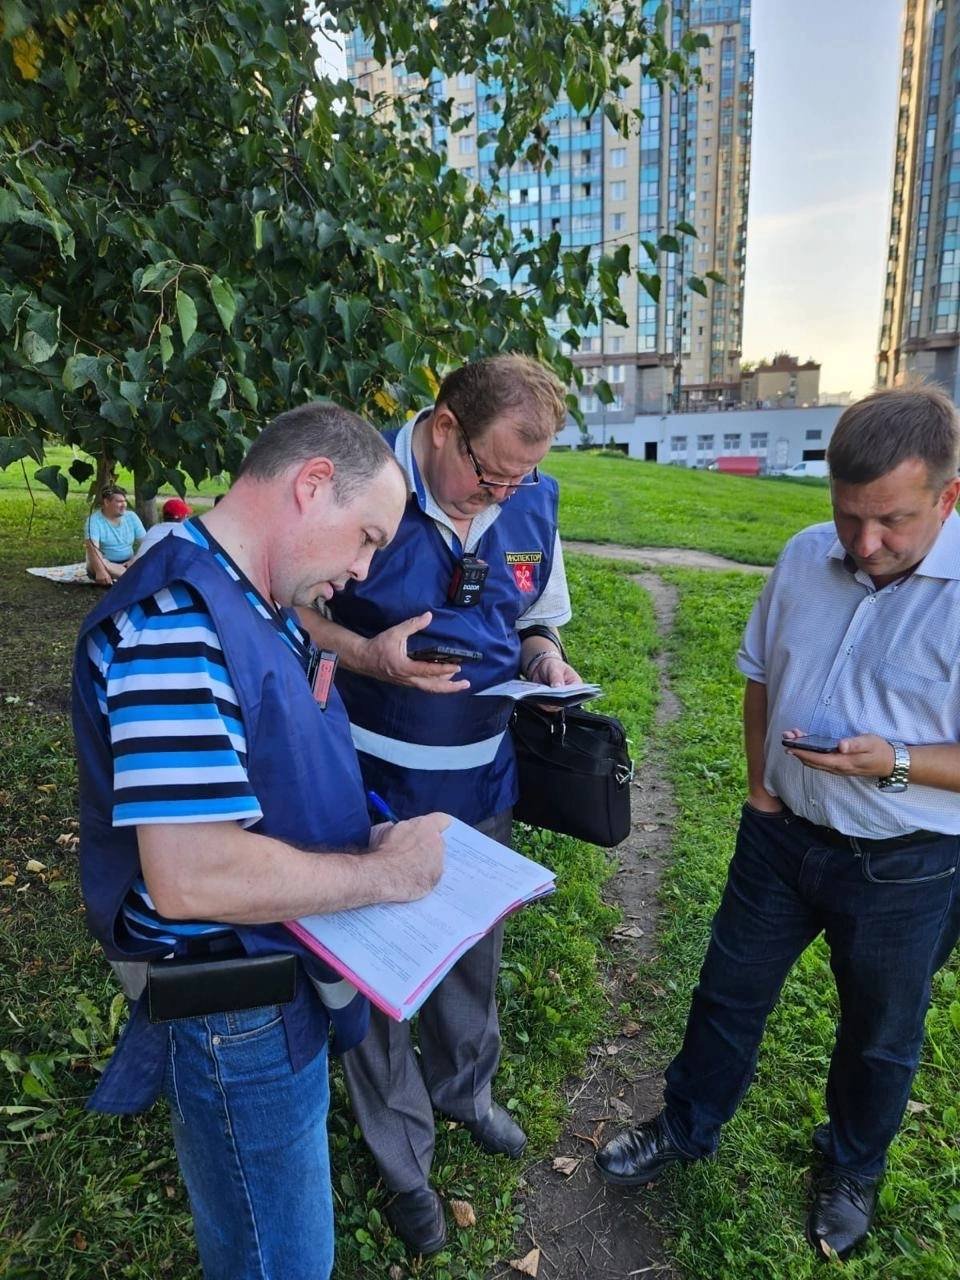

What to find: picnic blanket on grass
left=27, top=563, right=103, bottom=587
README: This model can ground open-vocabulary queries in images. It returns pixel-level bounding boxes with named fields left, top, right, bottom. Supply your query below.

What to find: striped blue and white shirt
left=86, top=520, right=311, bottom=946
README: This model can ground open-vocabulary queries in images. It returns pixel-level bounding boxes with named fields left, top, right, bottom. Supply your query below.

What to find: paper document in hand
left=287, top=818, right=555, bottom=1022
left=476, top=678, right=602, bottom=706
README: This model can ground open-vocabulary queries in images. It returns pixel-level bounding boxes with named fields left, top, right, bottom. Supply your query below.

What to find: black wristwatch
left=877, top=740, right=910, bottom=793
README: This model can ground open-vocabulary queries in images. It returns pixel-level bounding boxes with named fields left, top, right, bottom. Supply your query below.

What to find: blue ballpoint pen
left=367, top=789, right=400, bottom=824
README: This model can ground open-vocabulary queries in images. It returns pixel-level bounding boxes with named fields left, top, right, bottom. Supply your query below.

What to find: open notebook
left=287, top=818, right=555, bottom=1021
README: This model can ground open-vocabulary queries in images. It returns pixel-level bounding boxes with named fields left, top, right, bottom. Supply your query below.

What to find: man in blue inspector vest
left=299, top=354, right=582, bottom=1254
left=71, top=403, right=448, bottom=1280
left=595, top=386, right=960, bottom=1263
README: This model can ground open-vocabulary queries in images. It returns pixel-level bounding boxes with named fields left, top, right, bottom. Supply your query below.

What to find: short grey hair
left=437, top=355, right=567, bottom=445
left=827, top=385, right=960, bottom=492
left=238, top=402, right=398, bottom=502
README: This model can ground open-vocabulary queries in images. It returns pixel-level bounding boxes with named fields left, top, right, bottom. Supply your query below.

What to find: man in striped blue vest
left=72, top=403, right=448, bottom=1280
left=299, top=355, right=582, bottom=1255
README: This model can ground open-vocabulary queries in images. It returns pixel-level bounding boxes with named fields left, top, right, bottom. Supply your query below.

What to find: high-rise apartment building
left=346, top=2, right=754, bottom=420
left=879, top=0, right=960, bottom=395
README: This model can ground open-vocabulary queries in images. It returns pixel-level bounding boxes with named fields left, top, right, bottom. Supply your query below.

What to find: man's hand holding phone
left=358, top=612, right=472, bottom=694
left=782, top=729, right=897, bottom=778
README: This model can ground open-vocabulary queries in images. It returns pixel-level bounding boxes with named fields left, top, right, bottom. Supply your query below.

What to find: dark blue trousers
left=663, top=803, right=960, bottom=1179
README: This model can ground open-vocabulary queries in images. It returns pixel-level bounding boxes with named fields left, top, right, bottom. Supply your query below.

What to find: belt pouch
left=146, top=952, right=298, bottom=1023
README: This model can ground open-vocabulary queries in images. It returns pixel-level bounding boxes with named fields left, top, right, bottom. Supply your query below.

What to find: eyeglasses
left=455, top=421, right=540, bottom=490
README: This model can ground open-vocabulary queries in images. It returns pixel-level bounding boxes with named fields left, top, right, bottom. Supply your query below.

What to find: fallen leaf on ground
left=613, top=924, right=644, bottom=939
left=552, top=1155, right=581, bottom=1177
left=905, top=1100, right=928, bottom=1115
left=641, top=822, right=660, bottom=831
left=388, top=1266, right=404, bottom=1280
left=36, top=784, right=56, bottom=793
left=509, top=1247, right=540, bottom=1276
left=0, top=875, right=16, bottom=887
left=450, top=1199, right=476, bottom=1228
left=73, top=1231, right=87, bottom=1251
left=605, top=1043, right=621, bottom=1056
left=620, top=1021, right=642, bottom=1037
left=610, top=1097, right=633, bottom=1121
left=25, top=860, right=46, bottom=873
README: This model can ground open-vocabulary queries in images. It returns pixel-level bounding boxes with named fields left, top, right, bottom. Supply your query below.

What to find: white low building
left=553, top=405, right=844, bottom=471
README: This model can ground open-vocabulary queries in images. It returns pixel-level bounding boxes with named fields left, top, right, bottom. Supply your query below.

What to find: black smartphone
left=782, top=733, right=840, bottom=754
left=408, top=643, right=483, bottom=664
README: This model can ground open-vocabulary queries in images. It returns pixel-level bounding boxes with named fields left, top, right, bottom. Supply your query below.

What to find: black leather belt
left=798, top=817, right=940, bottom=854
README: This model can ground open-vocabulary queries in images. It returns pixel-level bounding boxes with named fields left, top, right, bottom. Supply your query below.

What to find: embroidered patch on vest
left=505, top=550, right=542, bottom=593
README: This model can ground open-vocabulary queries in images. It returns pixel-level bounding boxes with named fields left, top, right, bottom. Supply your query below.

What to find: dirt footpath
left=500, top=574, right=681, bottom=1280
left=563, top=541, right=770, bottom=575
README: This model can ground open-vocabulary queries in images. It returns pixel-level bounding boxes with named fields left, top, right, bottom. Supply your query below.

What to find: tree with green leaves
left=0, top=0, right=710, bottom=509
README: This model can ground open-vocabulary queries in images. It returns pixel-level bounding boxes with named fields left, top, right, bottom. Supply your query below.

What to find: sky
left=741, top=0, right=905, bottom=396
left=316, top=3, right=905, bottom=398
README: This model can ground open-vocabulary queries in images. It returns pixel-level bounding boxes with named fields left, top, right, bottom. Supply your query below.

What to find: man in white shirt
left=299, top=355, right=581, bottom=1255
left=595, top=385, right=960, bottom=1262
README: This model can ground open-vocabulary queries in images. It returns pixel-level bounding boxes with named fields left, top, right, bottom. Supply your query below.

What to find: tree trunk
left=133, top=461, right=157, bottom=529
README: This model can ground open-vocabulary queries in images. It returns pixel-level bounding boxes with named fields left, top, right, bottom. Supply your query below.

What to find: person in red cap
left=134, top=497, right=196, bottom=559
left=162, top=496, right=193, bottom=521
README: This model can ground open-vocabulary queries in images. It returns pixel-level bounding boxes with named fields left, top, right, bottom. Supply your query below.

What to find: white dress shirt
left=737, top=511, right=960, bottom=837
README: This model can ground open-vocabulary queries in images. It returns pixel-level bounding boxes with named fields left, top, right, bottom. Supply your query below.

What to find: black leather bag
left=511, top=702, right=634, bottom=847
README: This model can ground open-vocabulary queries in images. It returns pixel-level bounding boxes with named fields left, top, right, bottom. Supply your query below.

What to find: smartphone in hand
left=782, top=733, right=840, bottom=754
left=408, top=643, right=483, bottom=664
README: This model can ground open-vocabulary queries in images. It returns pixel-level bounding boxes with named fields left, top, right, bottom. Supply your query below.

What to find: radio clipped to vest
left=448, top=554, right=489, bottom=608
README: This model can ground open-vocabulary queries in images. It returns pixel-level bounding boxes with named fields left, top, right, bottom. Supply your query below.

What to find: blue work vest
left=72, top=534, right=371, bottom=1113
left=330, top=431, right=559, bottom=823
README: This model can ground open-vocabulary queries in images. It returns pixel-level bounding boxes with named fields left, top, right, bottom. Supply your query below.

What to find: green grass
left=7, top=448, right=830, bottom=566
left=643, top=569, right=960, bottom=1279
left=544, top=451, right=831, bottom=565
left=0, top=446, right=226, bottom=500
left=0, top=491, right=661, bottom=1279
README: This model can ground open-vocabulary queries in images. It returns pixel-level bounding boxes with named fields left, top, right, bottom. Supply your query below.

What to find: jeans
left=663, top=803, right=960, bottom=1180
left=163, top=1005, right=333, bottom=1280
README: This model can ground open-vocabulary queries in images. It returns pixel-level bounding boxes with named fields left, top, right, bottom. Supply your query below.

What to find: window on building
left=458, top=135, right=475, bottom=155
left=750, top=432, right=768, bottom=452
left=671, top=436, right=688, bottom=453
left=610, top=180, right=626, bottom=200
left=456, top=72, right=474, bottom=89
left=611, top=212, right=625, bottom=231
left=610, top=148, right=626, bottom=168
left=607, top=337, right=624, bottom=353
left=697, top=434, right=714, bottom=453
left=805, top=429, right=822, bottom=440
left=606, top=364, right=625, bottom=382
left=582, top=182, right=591, bottom=198
left=723, top=433, right=741, bottom=452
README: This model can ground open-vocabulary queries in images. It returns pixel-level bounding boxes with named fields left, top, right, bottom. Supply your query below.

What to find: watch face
left=878, top=779, right=908, bottom=794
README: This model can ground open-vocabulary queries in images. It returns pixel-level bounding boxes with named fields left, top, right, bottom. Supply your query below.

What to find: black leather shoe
left=806, top=1169, right=877, bottom=1262
left=386, top=1187, right=447, bottom=1256
left=595, top=1113, right=693, bottom=1186
left=463, top=1103, right=527, bottom=1158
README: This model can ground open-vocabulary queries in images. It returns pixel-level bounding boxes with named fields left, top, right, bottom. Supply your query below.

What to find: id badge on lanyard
left=306, top=645, right=339, bottom=711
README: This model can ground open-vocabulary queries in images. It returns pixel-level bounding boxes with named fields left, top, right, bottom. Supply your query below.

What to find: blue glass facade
left=344, top=0, right=753, bottom=409
left=880, top=0, right=960, bottom=388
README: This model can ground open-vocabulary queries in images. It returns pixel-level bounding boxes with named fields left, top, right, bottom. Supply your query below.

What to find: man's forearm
left=743, top=678, right=776, bottom=800
left=297, top=608, right=372, bottom=674
left=138, top=820, right=439, bottom=923
left=895, top=742, right=960, bottom=792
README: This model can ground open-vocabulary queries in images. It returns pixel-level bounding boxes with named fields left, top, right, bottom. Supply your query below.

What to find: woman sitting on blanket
left=84, top=484, right=146, bottom=586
